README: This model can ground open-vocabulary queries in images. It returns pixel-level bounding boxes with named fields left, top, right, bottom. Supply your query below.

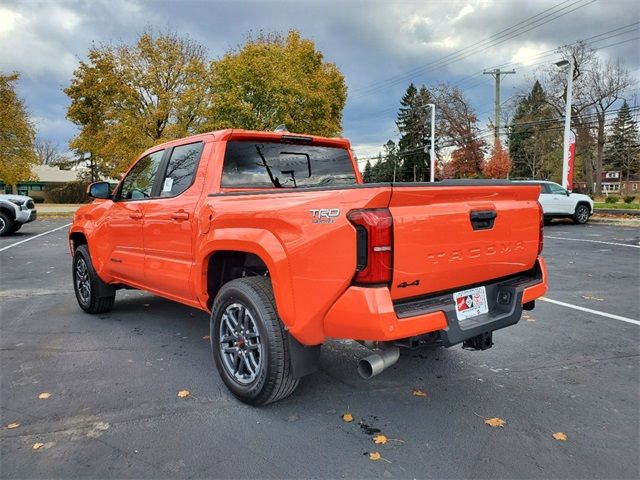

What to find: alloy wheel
left=219, top=302, right=262, bottom=385
left=75, top=257, right=91, bottom=304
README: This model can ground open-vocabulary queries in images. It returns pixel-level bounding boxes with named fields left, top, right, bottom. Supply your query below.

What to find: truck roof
left=145, top=129, right=351, bottom=157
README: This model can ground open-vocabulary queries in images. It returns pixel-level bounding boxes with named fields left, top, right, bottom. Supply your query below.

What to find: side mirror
left=87, top=181, right=111, bottom=199
left=566, top=190, right=571, bottom=196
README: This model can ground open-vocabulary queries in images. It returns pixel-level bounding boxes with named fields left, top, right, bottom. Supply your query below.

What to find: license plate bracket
left=453, top=286, right=489, bottom=321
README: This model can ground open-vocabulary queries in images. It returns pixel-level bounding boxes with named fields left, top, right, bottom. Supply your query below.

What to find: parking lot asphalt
left=1, top=218, right=638, bottom=479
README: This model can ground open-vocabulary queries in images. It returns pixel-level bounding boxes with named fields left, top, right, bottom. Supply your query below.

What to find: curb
left=594, top=208, right=640, bottom=216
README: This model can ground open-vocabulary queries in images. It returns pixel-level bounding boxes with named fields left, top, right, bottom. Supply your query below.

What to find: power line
left=351, top=0, right=579, bottom=95
left=351, top=0, right=596, bottom=98
left=350, top=27, right=640, bottom=124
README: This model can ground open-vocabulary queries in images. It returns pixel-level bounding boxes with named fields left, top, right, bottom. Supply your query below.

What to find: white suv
left=0, top=194, right=38, bottom=236
left=516, top=181, right=593, bottom=224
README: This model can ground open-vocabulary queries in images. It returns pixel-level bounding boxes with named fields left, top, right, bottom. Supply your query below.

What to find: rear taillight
left=537, top=201, right=544, bottom=254
left=347, top=208, right=393, bottom=285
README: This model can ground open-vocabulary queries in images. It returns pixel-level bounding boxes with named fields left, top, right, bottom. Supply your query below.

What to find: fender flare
left=194, top=228, right=296, bottom=328
left=0, top=202, right=17, bottom=221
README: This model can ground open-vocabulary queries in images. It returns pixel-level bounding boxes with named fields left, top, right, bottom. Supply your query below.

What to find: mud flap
left=286, top=333, right=321, bottom=379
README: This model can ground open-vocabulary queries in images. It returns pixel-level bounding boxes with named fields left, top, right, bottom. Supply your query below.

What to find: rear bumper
left=323, top=257, right=547, bottom=343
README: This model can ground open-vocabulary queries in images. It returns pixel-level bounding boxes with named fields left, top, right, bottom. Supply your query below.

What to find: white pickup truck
left=516, top=181, right=593, bottom=224
left=0, top=194, right=38, bottom=236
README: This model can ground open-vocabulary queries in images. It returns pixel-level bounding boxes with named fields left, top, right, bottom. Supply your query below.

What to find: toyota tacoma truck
left=0, top=194, right=37, bottom=236
left=69, top=129, right=548, bottom=405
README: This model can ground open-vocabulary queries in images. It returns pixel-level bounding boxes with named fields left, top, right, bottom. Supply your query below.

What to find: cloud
left=1, top=0, right=638, bottom=155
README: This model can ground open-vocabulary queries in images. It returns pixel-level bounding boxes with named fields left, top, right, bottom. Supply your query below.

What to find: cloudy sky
left=1, top=0, right=639, bottom=161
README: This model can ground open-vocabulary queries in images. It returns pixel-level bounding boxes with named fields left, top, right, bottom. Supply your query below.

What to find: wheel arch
left=575, top=200, right=592, bottom=213
left=69, top=231, right=88, bottom=253
left=0, top=204, right=16, bottom=221
left=196, top=229, right=296, bottom=328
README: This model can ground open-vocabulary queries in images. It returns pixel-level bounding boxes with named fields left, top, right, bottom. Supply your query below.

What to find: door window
left=548, top=183, right=567, bottom=195
left=118, top=150, right=165, bottom=200
left=159, top=142, right=204, bottom=197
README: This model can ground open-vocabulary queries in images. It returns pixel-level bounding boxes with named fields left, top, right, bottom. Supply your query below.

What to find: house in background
left=1, top=164, right=82, bottom=201
left=574, top=170, right=640, bottom=195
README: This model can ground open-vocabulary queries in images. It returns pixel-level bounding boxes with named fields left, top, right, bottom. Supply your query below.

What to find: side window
left=118, top=150, right=165, bottom=200
left=160, top=142, right=204, bottom=197
left=540, top=183, right=551, bottom=194
left=548, top=183, right=567, bottom=195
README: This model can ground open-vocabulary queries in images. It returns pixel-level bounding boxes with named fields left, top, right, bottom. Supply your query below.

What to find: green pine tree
left=508, top=80, right=562, bottom=179
left=396, top=84, right=432, bottom=182
left=605, top=99, right=640, bottom=183
left=363, top=160, right=372, bottom=183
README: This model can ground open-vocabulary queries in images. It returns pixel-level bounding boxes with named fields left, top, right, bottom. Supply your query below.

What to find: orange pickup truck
left=69, top=129, right=547, bottom=405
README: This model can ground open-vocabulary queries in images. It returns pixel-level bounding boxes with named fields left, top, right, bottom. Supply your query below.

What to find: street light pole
left=556, top=58, right=574, bottom=190
left=425, top=103, right=436, bottom=182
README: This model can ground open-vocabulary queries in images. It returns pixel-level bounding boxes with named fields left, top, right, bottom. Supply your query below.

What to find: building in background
left=0, top=165, right=81, bottom=201
left=574, top=171, right=640, bottom=195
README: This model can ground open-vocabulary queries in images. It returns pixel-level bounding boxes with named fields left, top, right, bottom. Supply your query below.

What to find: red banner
left=566, top=131, right=576, bottom=191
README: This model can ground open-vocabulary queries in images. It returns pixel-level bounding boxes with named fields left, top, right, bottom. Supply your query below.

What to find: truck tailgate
left=388, top=183, right=541, bottom=300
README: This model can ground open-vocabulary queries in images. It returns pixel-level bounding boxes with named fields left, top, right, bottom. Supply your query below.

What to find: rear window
left=221, top=141, right=356, bottom=189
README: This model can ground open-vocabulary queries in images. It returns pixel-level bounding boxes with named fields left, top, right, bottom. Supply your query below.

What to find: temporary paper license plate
left=453, top=286, right=488, bottom=321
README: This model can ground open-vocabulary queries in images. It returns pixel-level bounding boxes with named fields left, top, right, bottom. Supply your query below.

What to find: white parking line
left=540, top=297, right=640, bottom=326
left=545, top=236, right=640, bottom=249
left=0, top=223, right=71, bottom=252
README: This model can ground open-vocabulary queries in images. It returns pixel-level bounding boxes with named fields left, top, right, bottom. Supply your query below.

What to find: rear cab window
left=160, top=142, right=204, bottom=197
left=221, top=141, right=356, bottom=189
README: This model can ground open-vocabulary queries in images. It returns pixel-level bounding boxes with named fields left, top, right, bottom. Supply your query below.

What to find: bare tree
left=35, top=138, right=66, bottom=165
left=540, top=42, right=635, bottom=194
left=431, top=84, right=487, bottom=176
left=585, top=58, right=633, bottom=194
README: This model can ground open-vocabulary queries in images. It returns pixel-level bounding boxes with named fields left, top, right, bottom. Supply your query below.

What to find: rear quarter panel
left=195, top=186, right=391, bottom=345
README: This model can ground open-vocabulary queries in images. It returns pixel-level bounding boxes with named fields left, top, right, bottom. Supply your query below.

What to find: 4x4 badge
left=397, top=280, right=420, bottom=288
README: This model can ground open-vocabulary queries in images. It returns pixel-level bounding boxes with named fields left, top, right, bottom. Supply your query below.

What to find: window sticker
left=163, top=177, right=174, bottom=192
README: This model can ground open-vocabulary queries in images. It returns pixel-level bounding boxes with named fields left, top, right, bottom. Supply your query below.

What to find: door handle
left=469, top=210, right=497, bottom=230
left=171, top=211, right=190, bottom=221
left=129, top=211, right=143, bottom=220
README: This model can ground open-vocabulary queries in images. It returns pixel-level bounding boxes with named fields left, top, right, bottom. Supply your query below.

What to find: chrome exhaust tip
left=357, top=346, right=400, bottom=379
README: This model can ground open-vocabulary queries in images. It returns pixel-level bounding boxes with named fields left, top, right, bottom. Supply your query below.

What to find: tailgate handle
left=470, top=210, right=497, bottom=230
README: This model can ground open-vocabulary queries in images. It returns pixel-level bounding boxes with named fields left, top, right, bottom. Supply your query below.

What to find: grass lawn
left=594, top=202, right=640, bottom=210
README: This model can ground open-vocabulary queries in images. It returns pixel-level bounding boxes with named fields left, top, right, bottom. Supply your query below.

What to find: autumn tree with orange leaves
left=482, top=140, right=512, bottom=179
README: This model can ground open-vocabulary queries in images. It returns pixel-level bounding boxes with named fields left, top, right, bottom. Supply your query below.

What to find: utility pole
left=555, top=58, right=574, bottom=190
left=483, top=68, right=515, bottom=147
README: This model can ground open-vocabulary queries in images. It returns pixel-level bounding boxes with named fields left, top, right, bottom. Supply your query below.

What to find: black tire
left=573, top=204, right=590, bottom=224
left=0, top=212, right=14, bottom=236
left=72, top=245, right=115, bottom=314
left=9, top=223, right=22, bottom=233
left=210, top=276, right=299, bottom=406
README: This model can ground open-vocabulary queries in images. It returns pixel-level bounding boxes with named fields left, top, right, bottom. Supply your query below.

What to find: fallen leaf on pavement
left=38, top=393, right=51, bottom=399
left=581, top=295, right=604, bottom=302
left=373, top=434, right=388, bottom=444
left=32, top=443, right=44, bottom=450
left=553, top=432, right=567, bottom=441
left=202, top=336, right=210, bottom=340
left=177, top=390, right=190, bottom=398
left=369, top=452, right=381, bottom=461
left=412, top=389, right=427, bottom=397
left=484, top=417, right=506, bottom=428
left=6, top=423, right=19, bottom=429
left=342, top=412, right=353, bottom=423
